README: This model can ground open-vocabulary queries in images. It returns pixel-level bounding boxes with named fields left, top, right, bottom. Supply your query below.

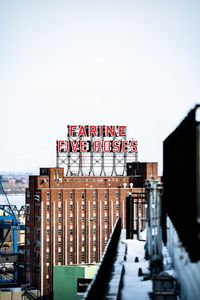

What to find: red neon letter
left=105, top=126, right=115, bottom=137
left=118, top=126, right=126, bottom=136
left=94, top=141, right=102, bottom=152
left=57, top=140, right=64, bottom=152
left=130, top=140, right=138, bottom=152
left=89, top=126, right=97, bottom=137
left=98, top=126, right=103, bottom=137
left=71, top=141, right=79, bottom=152
left=69, top=125, right=77, bottom=136
left=121, top=140, right=129, bottom=152
left=112, top=140, right=120, bottom=152
left=104, top=141, right=111, bottom=152
left=78, top=126, right=87, bottom=137
left=80, top=141, right=87, bottom=152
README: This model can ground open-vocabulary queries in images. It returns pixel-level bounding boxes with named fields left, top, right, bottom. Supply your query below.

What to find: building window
left=116, top=191, right=119, bottom=199
left=58, top=253, right=62, bottom=262
left=46, top=253, right=50, bottom=262
left=58, top=217, right=62, bottom=223
left=26, top=204, right=30, bottom=214
left=46, top=192, right=50, bottom=200
left=81, top=192, right=85, bottom=200
left=93, top=191, right=96, bottom=199
left=81, top=253, right=85, bottom=261
left=58, top=229, right=62, bottom=235
left=70, top=192, right=73, bottom=200
left=104, top=192, right=108, bottom=199
left=54, top=170, right=59, bottom=180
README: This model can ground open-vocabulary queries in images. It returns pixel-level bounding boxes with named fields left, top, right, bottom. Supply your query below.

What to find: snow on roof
left=119, top=238, right=152, bottom=300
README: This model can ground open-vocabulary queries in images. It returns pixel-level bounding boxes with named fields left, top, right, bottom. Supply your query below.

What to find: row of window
left=64, top=177, right=126, bottom=183
left=46, top=191, right=120, bottom=201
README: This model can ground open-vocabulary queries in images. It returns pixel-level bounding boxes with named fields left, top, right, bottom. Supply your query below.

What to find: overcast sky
left=1, top=0, right=199, bottom=175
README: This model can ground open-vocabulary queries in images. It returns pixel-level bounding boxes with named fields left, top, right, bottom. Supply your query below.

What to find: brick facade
left=25, top=162, right=158, bottom=295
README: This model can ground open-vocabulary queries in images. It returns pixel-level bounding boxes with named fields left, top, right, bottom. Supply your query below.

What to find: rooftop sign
left=57, top=125, right=137, bottom=153
left=56, top=125, right=138, bottom=176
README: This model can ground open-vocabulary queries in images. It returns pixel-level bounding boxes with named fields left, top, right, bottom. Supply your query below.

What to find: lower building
left=54, top=264, right=97, bottom=300
left=25, top=162, right=158, bottom=296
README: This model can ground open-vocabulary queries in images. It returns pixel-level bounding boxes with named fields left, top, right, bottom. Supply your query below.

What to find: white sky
left=1, top=0, right=200, bottom=174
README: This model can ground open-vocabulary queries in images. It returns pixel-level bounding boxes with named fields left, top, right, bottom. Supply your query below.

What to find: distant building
left=25, top=162, right=158, bottom=296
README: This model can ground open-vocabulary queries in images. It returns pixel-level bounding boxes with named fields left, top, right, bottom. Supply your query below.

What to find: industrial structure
left=0, top=177, right=25, bottom=285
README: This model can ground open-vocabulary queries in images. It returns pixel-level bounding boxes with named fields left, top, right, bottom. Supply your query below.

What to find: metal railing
left=83, top=218, right=122, bottom=300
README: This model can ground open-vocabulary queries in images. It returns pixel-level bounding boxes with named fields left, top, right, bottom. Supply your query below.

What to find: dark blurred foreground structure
left=163, top=105, right=200, bottom=261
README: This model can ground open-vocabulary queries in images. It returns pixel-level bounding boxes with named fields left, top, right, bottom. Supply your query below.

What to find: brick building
left=25, top=162, right=158, bottom=296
